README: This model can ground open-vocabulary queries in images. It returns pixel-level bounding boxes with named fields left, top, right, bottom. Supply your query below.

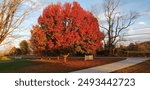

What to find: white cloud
left=23, top=0, right=44, bottom=8
left=97, top=13, right=106, bottom=21
left=140, top=10, right=150, bottom=16
left=138, top=21, right=146, bottom=25
left=124, top=27, right=150, bottom=43
left=127, top=28, right=134, bottom=34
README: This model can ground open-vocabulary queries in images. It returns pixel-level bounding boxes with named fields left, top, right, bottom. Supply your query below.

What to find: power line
left=123, top=33, right=150, bottom=36
left=104, top=33, right=150, bottom=38
left=128, top=26, right=150, bottom=31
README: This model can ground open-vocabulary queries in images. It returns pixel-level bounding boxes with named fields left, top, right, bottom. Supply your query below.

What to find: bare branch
left=90, top=0, right=139, bottom=55
left=0, top=0, right=39, bottom=45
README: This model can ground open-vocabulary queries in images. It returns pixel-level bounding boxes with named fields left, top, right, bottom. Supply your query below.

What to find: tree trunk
left=109, top=47, right=113, bottom=56
left=64, top=55, right=67, bottom=63
left=63, top=53, right=69, bottom=63
left=57, top=56, right=60, bottom=60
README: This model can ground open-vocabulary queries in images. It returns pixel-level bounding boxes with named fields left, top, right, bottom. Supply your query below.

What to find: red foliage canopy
left=30, top=2, right=104, bottom=55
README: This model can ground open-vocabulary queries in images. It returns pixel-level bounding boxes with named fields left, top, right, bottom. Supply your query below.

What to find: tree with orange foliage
left=31, top=2, right=104, bottom=59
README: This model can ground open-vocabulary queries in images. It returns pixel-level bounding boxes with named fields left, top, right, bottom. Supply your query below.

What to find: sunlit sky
left=0, top=0, right=150, bottom=52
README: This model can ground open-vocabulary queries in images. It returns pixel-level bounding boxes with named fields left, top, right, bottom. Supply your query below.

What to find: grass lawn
left=0, top=57, right=125, bottom=73
left=112, top=60, right=150, bottom=73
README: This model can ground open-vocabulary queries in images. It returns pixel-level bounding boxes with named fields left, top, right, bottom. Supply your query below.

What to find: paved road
left=72, top=57, right=150, bottom=73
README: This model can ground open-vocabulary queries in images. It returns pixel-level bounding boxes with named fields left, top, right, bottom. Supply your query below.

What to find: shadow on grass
left=0, top=58, right=125, bottom=73
left=0, top=59, right=43, bottom=73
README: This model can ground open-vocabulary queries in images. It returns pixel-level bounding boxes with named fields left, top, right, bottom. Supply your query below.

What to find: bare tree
left=91, top=0, right=139, bottom=55
left=0, top=0, right=39, bottom=45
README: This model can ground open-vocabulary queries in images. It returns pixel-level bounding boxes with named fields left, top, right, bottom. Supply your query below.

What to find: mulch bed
left=112, top=60, right=150, bottom=73
left=0, top=57, right=125, bottom=73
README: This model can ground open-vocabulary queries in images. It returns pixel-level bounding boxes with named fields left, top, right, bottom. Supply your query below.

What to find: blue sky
left=26, top=0, right=150, bottom=43
left=1, top=0, right=150, bottom=52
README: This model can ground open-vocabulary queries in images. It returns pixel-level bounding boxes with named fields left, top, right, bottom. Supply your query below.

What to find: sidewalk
left=72, top=57, right=150, bottom=73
